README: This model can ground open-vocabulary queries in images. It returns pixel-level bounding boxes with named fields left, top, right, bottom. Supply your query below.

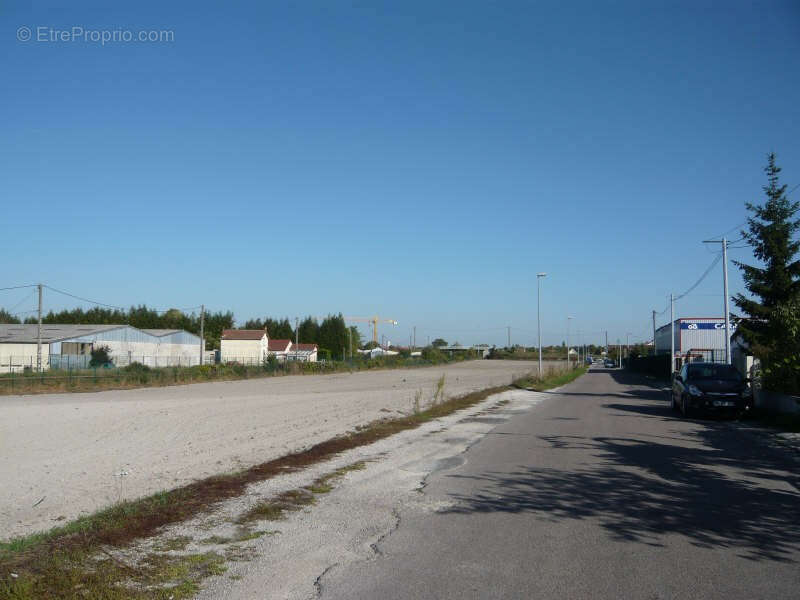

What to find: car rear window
left=688, top=365, right=742, bottom=381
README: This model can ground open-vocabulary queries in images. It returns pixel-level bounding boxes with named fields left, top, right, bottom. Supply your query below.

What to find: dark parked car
left=671, top=362, right=752, bottom=418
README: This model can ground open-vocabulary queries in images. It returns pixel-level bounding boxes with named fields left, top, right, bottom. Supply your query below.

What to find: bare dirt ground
left=0, top=359, right=546, bottom=539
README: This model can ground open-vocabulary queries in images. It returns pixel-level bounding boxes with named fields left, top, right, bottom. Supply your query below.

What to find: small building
left=220, top=329, right=268, bottom=364
left=0, top=324, right=201, bottom=372
left=289, top=343, right=318, bottom=362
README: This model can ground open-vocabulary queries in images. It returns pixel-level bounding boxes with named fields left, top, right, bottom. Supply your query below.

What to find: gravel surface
left=0, top=359, right=546, bottom=539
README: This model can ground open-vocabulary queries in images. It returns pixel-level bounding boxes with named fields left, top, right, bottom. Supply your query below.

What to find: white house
left=220, top=329, right=268, bottom=364
left=267, top=339, right=292, bottom=360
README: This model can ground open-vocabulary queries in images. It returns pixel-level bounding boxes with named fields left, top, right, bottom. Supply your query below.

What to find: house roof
left=221, top=329, right=266, bottom=341
left=295, top=343, right=318, bottom=351
left=0, top=324, right=127, bottom=344
left=268, top=339, right=292, bottom=351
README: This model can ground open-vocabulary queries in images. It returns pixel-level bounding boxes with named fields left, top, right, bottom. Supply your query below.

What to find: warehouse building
left=0, top=324, right=201, bottom=372
left=654, top=317, right=732, bottom=368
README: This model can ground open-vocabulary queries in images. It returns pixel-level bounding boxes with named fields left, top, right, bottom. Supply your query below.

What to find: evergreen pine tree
left=733, top=152, right=800, bottom=356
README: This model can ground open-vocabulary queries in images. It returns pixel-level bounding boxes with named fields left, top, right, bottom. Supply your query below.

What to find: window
left=688, top=365, right=742, bottom=381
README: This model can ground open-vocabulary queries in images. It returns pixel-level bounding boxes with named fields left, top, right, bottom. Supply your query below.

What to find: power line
left=44, top=285, right=126, bottom=310
left=42, top=285, right=202, bottom=314
left=8, top=289, right=36, bottom=314
left=0, top=284, right=38, bottom=292
left=675, top=254, right=722, bottom=301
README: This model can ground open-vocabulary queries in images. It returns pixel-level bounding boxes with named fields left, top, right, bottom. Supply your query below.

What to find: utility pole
left=723, top=237, right=731, bottom=364
left=605, top=330, right=608, bottom=355
left=36, top=283, right=42, bottom=372
left=199, top=304, right=205, bottom=365
left=507, top=326, right=511, bottom=349
left=670, top=293, right=675, bottom=374
left=413, top=326, right=416, bottom=350
left=652, top=310, right=657, bottom=357
left=702, top=237, right=732, bottom=364
left=348, top=326, right=352, bottom=360
left=295, top=316, right=299, bottom=361
left=537, top=273, right=547, bottom=377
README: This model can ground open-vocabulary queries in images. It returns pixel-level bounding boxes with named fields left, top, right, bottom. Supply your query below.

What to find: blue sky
left=2, top=1, right=799, bottom=347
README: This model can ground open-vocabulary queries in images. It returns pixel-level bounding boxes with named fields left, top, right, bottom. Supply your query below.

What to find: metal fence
left=0, top=353, right=320, bottom=374
left=0, top=354, right=203, bottom=373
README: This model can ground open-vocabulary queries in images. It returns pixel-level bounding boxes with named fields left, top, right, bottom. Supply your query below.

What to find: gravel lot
left=0, top=359, right=546, bottom=539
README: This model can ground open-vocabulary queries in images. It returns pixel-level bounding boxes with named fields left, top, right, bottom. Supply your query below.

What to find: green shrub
left=89, top=345, right=112, bottom=367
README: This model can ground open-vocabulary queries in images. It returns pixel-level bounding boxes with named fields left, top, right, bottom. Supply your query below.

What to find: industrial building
left=654, top=317, right=732, bottom=367
left=0, top=324, right=202, bottom=372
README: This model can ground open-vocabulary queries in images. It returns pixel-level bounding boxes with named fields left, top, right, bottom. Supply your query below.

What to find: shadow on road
left=442, top=370, right=800, bottom=563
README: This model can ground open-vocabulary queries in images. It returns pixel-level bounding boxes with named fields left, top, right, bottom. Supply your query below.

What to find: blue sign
left=680, top=322, right=726, bottom=330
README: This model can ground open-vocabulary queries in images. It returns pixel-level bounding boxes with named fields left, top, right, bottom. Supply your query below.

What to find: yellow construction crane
left=345, top=316, right=398, bottom=344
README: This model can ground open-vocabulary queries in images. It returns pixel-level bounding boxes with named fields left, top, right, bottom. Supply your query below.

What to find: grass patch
left=306, top=461, right=368, bottom=495
left=198, top=534, right=232, bottom=546
left=0, top=550, right=225, bottom=600
left=237, top=490, right=316, bottom=524
left=152, top=535, right=192, bottom=552
left=513, top=367, right=587, bottom=391
left=198, top=528, right=276, bottom=546
left=0, top=369, right=580, bottom=599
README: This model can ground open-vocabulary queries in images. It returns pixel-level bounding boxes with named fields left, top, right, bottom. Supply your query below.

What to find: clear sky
left=2, top=1, right=799, bottom=347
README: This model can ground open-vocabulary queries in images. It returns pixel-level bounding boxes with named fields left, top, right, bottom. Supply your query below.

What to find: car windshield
left=688, top=365, right=742, bottom=381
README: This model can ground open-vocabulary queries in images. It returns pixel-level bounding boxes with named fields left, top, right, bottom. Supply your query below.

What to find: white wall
left=0, top=343, right=50, bottom=372
left=220, top=338, right=267, bottom=363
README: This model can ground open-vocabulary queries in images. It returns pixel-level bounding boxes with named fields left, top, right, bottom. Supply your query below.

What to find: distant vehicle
left=671, top=362, right=752, bottom=418
left=604, top=359, right=615, bottom=368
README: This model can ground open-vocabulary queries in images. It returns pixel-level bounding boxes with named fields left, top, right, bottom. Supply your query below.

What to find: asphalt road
left=319, top=366, right=800, bottom=599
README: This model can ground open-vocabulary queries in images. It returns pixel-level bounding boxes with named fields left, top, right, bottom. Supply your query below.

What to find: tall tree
left=297, top=316, right=320, bottom=344
left=733, top=153, right=800, bottom=355
left=318, top=314, right=348, bottom=360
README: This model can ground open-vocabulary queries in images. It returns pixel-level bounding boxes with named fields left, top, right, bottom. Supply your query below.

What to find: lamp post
left=537, top=273, right=547, bottom=377
left=626, top=332, right=631, bottom=368
left=567, top=316, right=573, bottom=368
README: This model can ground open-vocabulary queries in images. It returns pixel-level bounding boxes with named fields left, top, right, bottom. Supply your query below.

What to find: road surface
left=318, top=366, right=800, bottom=599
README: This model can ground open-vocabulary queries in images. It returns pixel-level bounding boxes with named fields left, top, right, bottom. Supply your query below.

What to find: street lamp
left=537, top=273, right=547, bottom=377
left=626, top=332, right=631, bottom=368
left=567, top=316, right=573, bottom=368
